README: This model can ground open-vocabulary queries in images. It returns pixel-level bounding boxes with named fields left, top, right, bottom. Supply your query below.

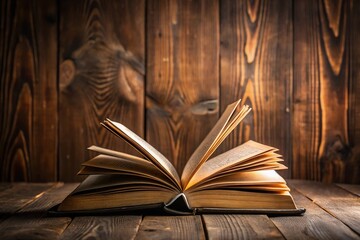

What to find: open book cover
left=52, top=100, right=305, bottom=216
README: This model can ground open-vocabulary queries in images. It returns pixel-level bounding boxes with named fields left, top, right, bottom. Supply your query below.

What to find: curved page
left=181, top=100, right=242, bottom=188
left=104, top=119, right=181, bottom=190
left=185, top=140, right=274, bottom=189
left=79, top=154, right=178, bottom=191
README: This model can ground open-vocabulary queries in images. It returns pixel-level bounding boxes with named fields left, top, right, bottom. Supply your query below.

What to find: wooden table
left=0, top=180, right=359, bottom=239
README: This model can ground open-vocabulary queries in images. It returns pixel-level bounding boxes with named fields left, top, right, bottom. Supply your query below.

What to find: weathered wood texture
left=338, top=183, right=360, bottom=196
left=146, top=0, right=219, bottom=173
left=292, top=0, right=360, bottom=183
left=348, top=0, right=360, bottom=183
left=220, top=0, right=293, bottom=178
left=290, top=179, right=360, bottom=235
left=271, top=186, right=360, bottom=239
left=203, top=215, right=283, bottom=239
left=60, top=216, right=142, bottom=240
left=0, top=183, right=77, bottom=240
left=0, top=0, right=360, bottom=183
left=59, top=0, right=145, bottom=181
left=0, top=183, right=54, bottom=222
left=136, top=216, right=205, bottom=239
left=0, top=0, right=57, bottom=181
left=0, top=181, right=359, bottom=239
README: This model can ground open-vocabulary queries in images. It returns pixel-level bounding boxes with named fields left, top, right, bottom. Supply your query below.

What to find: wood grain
left=0, top=183, right=54, bottom=222
left=219, top=0, right=293, bottom=178
left=0, top=184, right=12, bottom=192
left=60, top=216, right=142, bottom=240
left=292, top=0, right=321, bottom=182
left=59, top=0, right=145, bottom=181
left=0, top=183, right=77, bottom=240
left=146, top=0, right=219, bottom=173
left=203, top=214, right=283, bottom=239
left=337, top=183, right=360, bottom=196
left=0, top=0, right=57, bottom=181
left=136, top=216, right=205, bottom=239
left=270, top=187, right=360, bottom=239
left=0, top=182, right=359, bottom=239
left=292, top=0, right=354, bottom=183
left=0, top=0, right=359, bottom=184
left=289, top=179, right=360, bottom=235
left=348, top=0, right=360, bottom=184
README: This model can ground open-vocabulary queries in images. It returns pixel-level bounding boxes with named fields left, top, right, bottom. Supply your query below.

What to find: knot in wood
left=59, top=59, right=75, bottom=90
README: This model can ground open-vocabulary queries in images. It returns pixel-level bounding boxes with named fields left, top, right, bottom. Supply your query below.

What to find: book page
left=181, top=100, right=241, bottom=188
left=88, top=145, right=148, bottom=162
left=186, top=170, right=288, bottom=192
left=58, top=188, right=176, bottom=212
left=216, top=152, right=281, bottom=171
left=185, top=140, right=275, bottom=189
left=103, top=119, right=181, bottom=190
left=186, top=189, right=296, bottom=210
left=218, top=155, right=286, bottom=175
left=211, top=105, right=252, bottom=150
left=79, top=154, right=178, bottom=191
left=73, top=174, right=178, bottom=194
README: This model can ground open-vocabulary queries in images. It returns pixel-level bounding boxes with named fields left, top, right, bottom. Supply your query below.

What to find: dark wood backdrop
left=1, top=0, right=359, bottom=183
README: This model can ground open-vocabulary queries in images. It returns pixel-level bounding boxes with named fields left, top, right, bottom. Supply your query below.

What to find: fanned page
left=71, top=174, right=177, bottom=195
left=188, top=170, right=289, bottom=192
left=88, top=145, right=148, bottom=162
left=185, top=141, right=278, bottom=190
left=181, top=100, right=251, bottom=188
left=78, top=154, right=178, bottom=191
left=103, top=119, right=181, bottom=190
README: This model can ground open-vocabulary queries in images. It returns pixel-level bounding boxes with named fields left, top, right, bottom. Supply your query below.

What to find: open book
left=56, top=100, right=305, bottom=215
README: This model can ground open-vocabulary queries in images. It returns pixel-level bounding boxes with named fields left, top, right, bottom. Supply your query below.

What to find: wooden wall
left=1, top=0, right=359, bottom=183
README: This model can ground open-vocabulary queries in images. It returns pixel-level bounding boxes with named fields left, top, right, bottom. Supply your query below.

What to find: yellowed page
left=212, top=105, right=252, bottom=148
left=88, top=145, right=148, bottom=162
left=81, top=154, right=157, bottom=173
left=193, top=163, right=287, bottom=188
left=103, top=119, right=181, bottom=190
left=79, top=154, right=178, bottom=191
left=73, top=175, right=177, bottom=194
left=199, top=105, right=252, bottom=168
left=222, top=159, right=287, bottom=173
left=186, top=170, right=288, bottom=192
left=185, top=140, right=274, bottom=189
left=216, top=153, right=283, bottom=174
left=59, top=189, right=176, bottom=211
left=181, top=100, right=241, bottom=187
left=78, top=166, right=117, bottom=175
left=186, top=189, right=296, bottom=209
left=219, top=184, right=289, bottom=192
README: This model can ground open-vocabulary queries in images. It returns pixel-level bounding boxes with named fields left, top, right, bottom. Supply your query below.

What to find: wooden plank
left=60, top=216, right=142, bottom=240
left=59, top=0, right=145, bottom=181
left=292, top=0, right=353, bottom=183
left=0, top=0, right=57, bottom=181
left=0, top=183, right=54, bottom=221
left=289, top=180, right=360, bottom=235
left=15, top=183, right=78, bottom=212
left=337, top=183, right=360, bottom=197
left=146, top=0, right=219, bottom=173
left=271, top=186, right=360, bottom=239
left=0, top=183, right=77, bottom=240
left=203, top=215, right=283, bottom=239
left=135, top=216, right=205, bottom=239
left=292, top=0, right=321, bottom=182
left=348, top=0, right=360, bottom=184
left=219, top=0, right=293, bottom=178
left=0, top=184, right=12, bottom=192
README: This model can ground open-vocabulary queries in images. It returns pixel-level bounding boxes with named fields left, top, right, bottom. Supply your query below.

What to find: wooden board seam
left=291, top=185, right=360, bottom=237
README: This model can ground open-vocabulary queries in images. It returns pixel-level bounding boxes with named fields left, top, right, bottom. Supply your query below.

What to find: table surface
left=0, top=180, right=359, bottom=239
